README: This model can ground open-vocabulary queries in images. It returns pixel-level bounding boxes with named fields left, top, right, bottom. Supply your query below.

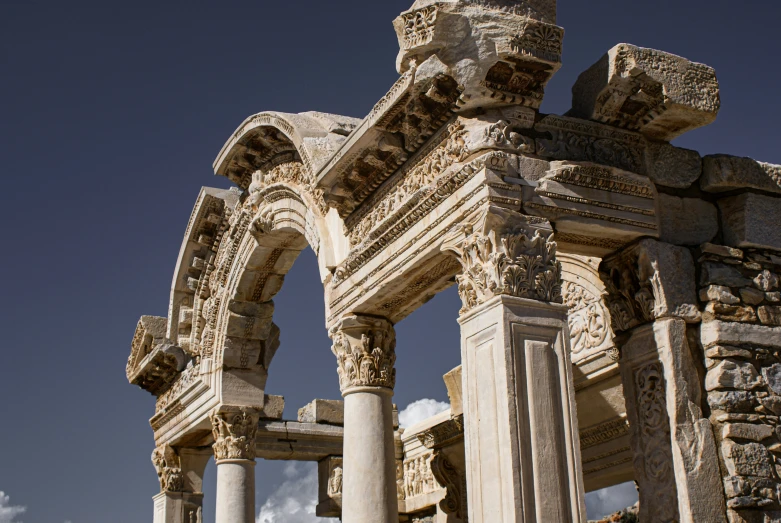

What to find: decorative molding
left=399, top=5, right=438, bottom=50
left=152, top=444, right=183, bottom=493
left=599, top=244, right=661, bottom=333
left=579, top=417, right=630, bottom=450
left=210, top=408, right=259, bottom=462
left=417, top=414, right=464, bottom=449
left=330, top=315, right=396, bottom=393
left=429, top=452, right=466, bottom=519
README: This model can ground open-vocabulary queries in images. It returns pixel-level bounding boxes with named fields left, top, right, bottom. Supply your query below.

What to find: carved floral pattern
left=248, top=161, right=328, bottom=217
left=453, top=227, right=562, bottom=314
left=562, top=281, right=609, bottom=355
left=600, top=247, right=660, bottom=333
left=210, top=408, right=259, bottom=461
left=400, top=5, right=438, bottom=49
left=330, top=316, right=396, bottom=392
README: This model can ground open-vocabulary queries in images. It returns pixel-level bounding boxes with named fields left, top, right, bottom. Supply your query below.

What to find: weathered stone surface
left=754, top=270, right=779, bottom=292
left=706, top=346, right=753, bottom=360
left=723, top=423, right=773, bottom=442
left=646, top=143, right=702, bottom=188
left=571, top=43, right=720, bottom=141
left=740, top=288, right=765, bottom=306
left=704, top=303, right=757, bottom=323
left=768, top=292, right=781, bottom=303
left=702, top=155, right=781, bottom=195
left=259, top=395, right=285, bottom=420
left=702, top=243, right=744, bottom=260
left=702, top=320, right=781, bottom=348
left=719, top=193, right=781, bottom=251
left=659, top=194, right=718, bottom=246
left=762, top=364, right=781, bottom=395
left=298, top=399, right=345, bottom=426
left=758, top=306, right=781, bottom=327
left=701, top=285, right=740, bottom=305
left=701, top=262, right=753, bottom=287
left=723, top=441, right=774, bottom=478
left=760, top=396, right=781, bottom=415
left=706, top=359, right=762, bottom=391
left=708, top=391, right=757, bottom=413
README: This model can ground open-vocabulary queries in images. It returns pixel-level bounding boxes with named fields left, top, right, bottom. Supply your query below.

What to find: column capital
left=152, top=444, right=184, bottom=493
left=210, top=407, right=259, bottom=462
left=329, top=314, right=396, bottom=395
left=442, top=205, right=562, bottom=315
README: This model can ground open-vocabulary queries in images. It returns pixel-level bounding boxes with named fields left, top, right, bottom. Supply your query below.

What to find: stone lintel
left=255, top=421, right=344, bottom=461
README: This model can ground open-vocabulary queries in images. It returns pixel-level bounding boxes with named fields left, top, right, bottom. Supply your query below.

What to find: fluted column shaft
left=331, top=314, right=399, bottom=523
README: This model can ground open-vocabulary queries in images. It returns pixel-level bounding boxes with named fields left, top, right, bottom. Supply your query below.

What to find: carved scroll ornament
left=210, top=408, right=259, bottom=462
left=330, top=315, right=396, bottom=393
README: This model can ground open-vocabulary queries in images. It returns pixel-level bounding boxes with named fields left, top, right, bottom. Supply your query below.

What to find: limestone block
left=700, top=285, right=740, bottom=305
left=760, top=396, right=781, bottom=416
left=708, top=392, right=757, bottom=413
left=719, top=193, right=781, bottom=251
left=659, top=194, right=718, bottom=246
left=222, top=337, right=262, bottom=369
left=704, top=303, right=757, bottom=323
left=705, top=359, right=762, bottom=391
left=723, top=423, right=773, bottom=442
left=702, top=155, right=781, bottom=195
left=754, top=270, right=779, bottom=292
left=705, top=346, right=753, bottom=360
left=759, top=306, right=781, bottom=326
left=740, top=288, right=765, bottom=306
left=702, top=321, right=781, bottom=349
left=762, top=364, right=781, bottom=395
left=701, top=262, right=752, bottom=288
left=298, top=399, right=345, bottom=426
left=571, top=44, right=720, bottom=141
left=646, top=142, right=703, bottom=188
left=722, top=441, right=774, bottom=478
left=259, top=395, right=285, bottom=420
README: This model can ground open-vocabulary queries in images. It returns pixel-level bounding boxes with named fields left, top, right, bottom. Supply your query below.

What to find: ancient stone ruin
left=126, top=1, right=781, bottom=522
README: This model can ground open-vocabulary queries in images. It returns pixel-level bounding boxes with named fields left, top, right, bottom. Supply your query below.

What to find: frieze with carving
left=562, top=281, right=609, bottom=356
left=599, top=245, right=660, bottom=333
left=330, top=315, right=396, bottom=393
left=210, top=408, right=259, bottom=462
left=403, top=453, right=437, bottom=499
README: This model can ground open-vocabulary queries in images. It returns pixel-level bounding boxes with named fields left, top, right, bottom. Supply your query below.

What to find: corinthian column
left=210, top=407, right=259, bottom=523
left=330, top=314, right=398, bottom=523
left=442, top=205, right=586, bottom=523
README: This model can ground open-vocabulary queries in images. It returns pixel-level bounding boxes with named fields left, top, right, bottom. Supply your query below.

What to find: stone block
left=571, top=43, right=719, bottom=141
left=701, top=262, right=753, bottom=288
left=740, top=288, right=765, bottom=306
left=706, top=346, right=753, bottom=360
left=701, top=243, right=744, bottom=260
left=708, top=391, right=757, bottom=413
left=768, top=292, right=781, bottom=303
left=259, top=395, right=285, bottom=420
left=222, top=337, right=262, bottom=369
left=723, top=441, right=774, bottom=478
left=702, top=155, right=781, bottom=195
left=719, top=193, right=781, bottom=251
left=723, top=423, right=773, bottom=442
left=759, top=306, right=781, bottom=326
left=760, top=396, right=781, bottom=415
left=701, top=285, right=740, bottom=305
left=762, top=364, right=781, bottom=395
left=702, top=320, right=781, bottom=349
left=704, top=303, right=757, bottom=323
left=754, top=270, right=779, bottom=292
left=706, top=359, right=762, bottom=391
left=646, top=143, right=702, bottom=188
left=443, top=365, right=463, bottom=416
left=298, top=399, right=345, bottom=426
left=659, top=194, right=718, bottom=245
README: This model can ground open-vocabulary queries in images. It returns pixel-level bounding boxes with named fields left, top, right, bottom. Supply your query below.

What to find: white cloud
left=0, top=492, right=25, bottom=523
left=398, top=398, right=450, bottom=428
left=584, top=481, right=638, bottom=520
left=256, top=462, right=338, bottom=523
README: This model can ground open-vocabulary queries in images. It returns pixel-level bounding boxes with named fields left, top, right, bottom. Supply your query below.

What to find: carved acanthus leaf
left=152, top=444, right=183, bottom=493
left=210, top=408, right=259, bottom=462
left=330, top=315, right=396, bottom=393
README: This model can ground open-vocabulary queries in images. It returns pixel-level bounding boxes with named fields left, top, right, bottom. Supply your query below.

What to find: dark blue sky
left=1, top=1, right=780, bottom=522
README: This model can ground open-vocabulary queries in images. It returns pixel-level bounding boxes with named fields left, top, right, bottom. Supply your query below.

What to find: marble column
left=210, top=407, right=259, bottom=523
left=442, top=206, right=586, bottom=523
left=330, top=314, right=398, bottom=523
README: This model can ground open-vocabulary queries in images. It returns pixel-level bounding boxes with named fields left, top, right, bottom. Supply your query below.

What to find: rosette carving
left=330, top=315, right=396, bottom=393
left=210, top=408, right=259, bottom=462
left=442, top=206, right=562, bottom=315
left=152, top=444, right=183, bottom=493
